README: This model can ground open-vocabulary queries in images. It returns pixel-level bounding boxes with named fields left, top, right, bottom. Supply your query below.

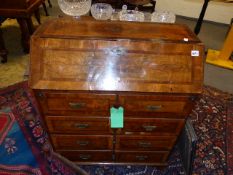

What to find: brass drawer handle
left=138, top=141, right=152, bottom=148
left=136, top=155, right=148, bottom=161
left=147, top=105, right=162, bottom=111
left=69, top=102, right=86, bottom=109
left=142, top=125, right=157, bottom=131
left=76, top=141, right=89, bottom=146
left=74, top=123, right=89, bottom=129
left=110, top=46, right=126, bottom=56
left=79, top=154, right=91, bottom=160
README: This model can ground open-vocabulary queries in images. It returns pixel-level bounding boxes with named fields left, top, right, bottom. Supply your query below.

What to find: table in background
left=194, top=0, right=233, bottom=35
left=0, top=0, right=43, bottom=63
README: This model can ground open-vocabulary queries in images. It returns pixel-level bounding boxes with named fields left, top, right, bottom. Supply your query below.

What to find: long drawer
left=58, top=150, right=113, bottom=162
left=35, top=91, right=116, bottom=116
left=115, top=135, right=176, bottom=151
left=121, top=118, right=185, bottom=135
left=51, top=135, right=113, bottom=150
left=119, top=94, right=194, bottom=118
left=115, top=151, right=169, bottom=163
left=45, top=116, right=111, bottom=134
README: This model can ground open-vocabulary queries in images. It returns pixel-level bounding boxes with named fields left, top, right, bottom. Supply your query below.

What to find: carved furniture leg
left=48, top=0, right=52, bottom=7
left=26, top=18, right=34, bottom=34
left=34, top=8, right=41, bottom=24
left=17, top=18, right=31, bottom=53
left=43, top=2, right=49, bottom=16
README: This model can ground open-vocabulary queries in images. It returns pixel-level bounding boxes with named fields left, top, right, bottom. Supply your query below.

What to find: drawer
left=46, top=116, right=111, bottom=134
left=35, top=91, right=116, bottom=116
left=58, top=150, right=113, bottom=162
left=51, top=135, right=113, bottom=150
left=115, top=151, right=169, bottom=163
left=121, top=118, right=185, bottom=135
left=115, top=135, right=176, bottom=151
left=119, top=94, right=194, bottom=118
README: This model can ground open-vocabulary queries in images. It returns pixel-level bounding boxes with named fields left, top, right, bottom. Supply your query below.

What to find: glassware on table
left=151, top=11, right=176, bottom=23
left=57, top=0, right=92, bottom=17
left=119, top=5, right=145, bottom=22
left=91, top=3, right=113, bottom=20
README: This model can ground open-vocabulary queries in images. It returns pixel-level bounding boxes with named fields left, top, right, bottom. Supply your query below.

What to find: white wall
left=156, top=0, right=233, bottom=24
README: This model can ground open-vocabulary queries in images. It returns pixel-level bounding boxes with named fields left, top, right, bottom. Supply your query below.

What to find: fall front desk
left=29, top=17, right=204, bottom=167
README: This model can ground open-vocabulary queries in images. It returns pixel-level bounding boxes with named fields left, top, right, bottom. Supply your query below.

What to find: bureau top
left=33, top=17, right=200, bottom=42
left=29, top=17, right=204, bottom=94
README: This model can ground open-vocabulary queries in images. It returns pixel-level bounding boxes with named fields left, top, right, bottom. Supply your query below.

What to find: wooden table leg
left=194, top=0, right=210, bottom=35
left=17, top=18, right=34, bottom=53
left=48, top=0, right=52, bottom=7
left=0, top=28, right=8, bottom=63
left=26, top=18, right=34, bottom=34
left=43, top=2, right=49, bottom=16
left=34, top=8, right=41, bottom=24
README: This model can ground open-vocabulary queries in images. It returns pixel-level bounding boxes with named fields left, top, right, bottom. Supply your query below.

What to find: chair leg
left=47, top=0, right=52, bottom=8
left=43, top=2, right=49, bottom=16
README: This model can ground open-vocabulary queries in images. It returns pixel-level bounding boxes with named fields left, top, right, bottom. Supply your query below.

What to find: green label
left=110, top=107, right=124, bottom=128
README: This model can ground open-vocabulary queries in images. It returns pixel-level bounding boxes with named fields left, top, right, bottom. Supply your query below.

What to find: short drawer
left=35, top=91, right=116, bottom=116
left=115, top=151, right=169, bottom=163
left=115, top=135, right=176, bottom=151
left=119, top=94, right=194, bottom=118
left=45, top=116, right=111, bottom=134
left=121, top=118, right=185, bottom=135
left=51, top=135, right=113, bottom=150
left=58, top=150, right=113, bottom=162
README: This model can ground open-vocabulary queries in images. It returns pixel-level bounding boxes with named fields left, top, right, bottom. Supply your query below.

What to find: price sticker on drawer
left=191, top=50, right=200, bottom=57
left=110, top=107, right=124, bottom=128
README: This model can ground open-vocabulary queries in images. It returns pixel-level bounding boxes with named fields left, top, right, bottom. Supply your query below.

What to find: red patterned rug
left=0, top=81, right=232, bottom=175
left=227, top=100, right=233, bottom=174
left=189, top=87, right=232, bottom=175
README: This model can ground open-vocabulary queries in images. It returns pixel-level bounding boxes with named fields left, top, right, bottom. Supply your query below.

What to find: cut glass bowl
left=58, top=0, right=92, bottom=17
left=151, top=11, right=176, bottom=23
left=91, top=3, right=113, bottom=20
left=119, top=10, right=145, bottom=22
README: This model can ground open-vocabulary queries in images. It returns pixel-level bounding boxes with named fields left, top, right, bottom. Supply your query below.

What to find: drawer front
left=119, top=94, right=194, bottom=118
left=58, top=150, right=113, bottom=162
left=35, top=91, right=116, bottom=116
left=46, top=116, right=111, bottom=134
left=122, top=118, right=185, bottom=135
left=52, top=135, right=113, bottom=150
left=116, top=136, right=176, bottom=151
left=115, top=151, right=169, bottom=163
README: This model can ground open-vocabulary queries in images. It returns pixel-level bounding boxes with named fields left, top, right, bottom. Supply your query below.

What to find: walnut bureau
left=29, top=17, right=204, bottom=166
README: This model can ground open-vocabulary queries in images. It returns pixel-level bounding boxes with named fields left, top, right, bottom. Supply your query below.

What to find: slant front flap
left=29, top=18, right=204, bottom=93
left=34, top=17, right=200, bottom=43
